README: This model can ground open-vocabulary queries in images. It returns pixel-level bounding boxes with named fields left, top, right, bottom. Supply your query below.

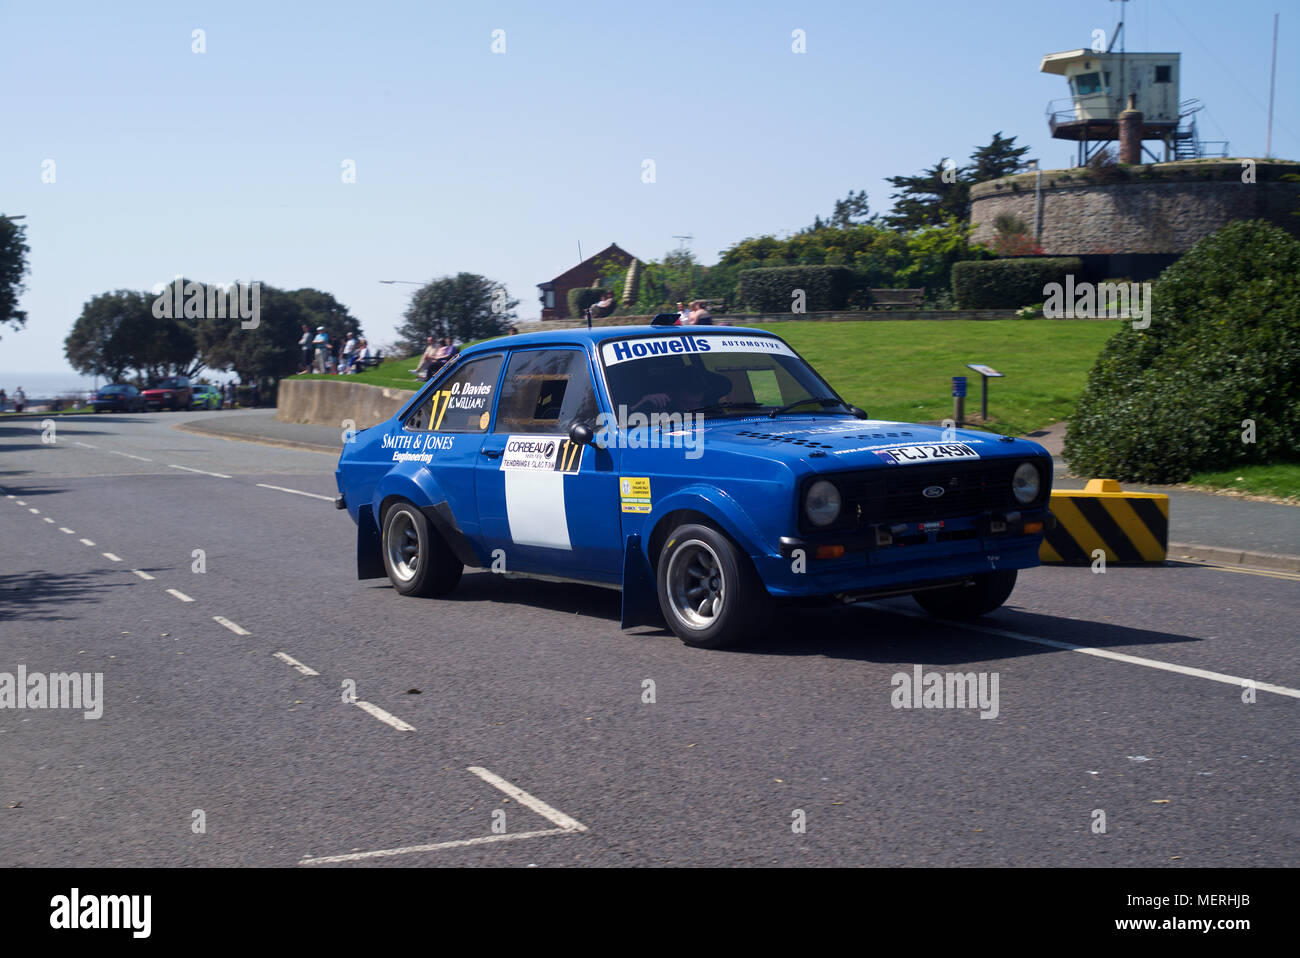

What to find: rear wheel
left=656, top=522, right=766, bottom=648
left=912, top=570, right=1018, bottom=619
left=381, top=501, right=462, bottom=597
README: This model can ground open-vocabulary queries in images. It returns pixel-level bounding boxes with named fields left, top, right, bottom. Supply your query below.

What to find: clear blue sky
left=2, top=0, right=1294, bottom=388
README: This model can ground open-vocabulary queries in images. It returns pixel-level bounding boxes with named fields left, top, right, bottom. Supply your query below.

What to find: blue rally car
left=334, top=322, right=1055, bottom=648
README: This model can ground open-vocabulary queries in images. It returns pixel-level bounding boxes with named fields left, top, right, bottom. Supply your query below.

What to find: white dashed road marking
left=213, top=616, right=250, bottom=636
left=166, top=588, right=194, bottom=603
left=59, top=527, right=74, bottom=534
left=872, top=605, right=1300, bottom=700
left=73, top=442, right=97, bottom=449
left=132, top=569, right=155, bottom=580
left=79, top=538, right=95, bottom=546
left=467, top=766, right=589, bottom=833
left=102, top=553, right=122, bottom=562
left=273, top=652, right=319, bottom=676
left=168, top=464, right=231, bottom=479
left=353, top=700, right=415, bottom=732
left=256, top=483, right=334, bottom=501
left=42, top=517, right=53, bottom=523
left=28, top=507, right=38, bottom=514
left=108, top=450, right=152, bottom=462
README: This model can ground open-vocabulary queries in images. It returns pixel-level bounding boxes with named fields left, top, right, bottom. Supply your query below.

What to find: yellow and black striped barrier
left=1040, top=479, right=1169, bottom=565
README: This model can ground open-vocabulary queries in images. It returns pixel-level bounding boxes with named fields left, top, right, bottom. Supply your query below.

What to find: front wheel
left=912, top=570, right=1018, bottom=619
left=656, top=522, right=766, bottom=648
left=381, top=501, right=462, bottom=597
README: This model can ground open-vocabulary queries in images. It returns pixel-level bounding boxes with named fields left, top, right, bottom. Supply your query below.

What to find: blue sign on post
left=951, top=376, right=967, bottom=398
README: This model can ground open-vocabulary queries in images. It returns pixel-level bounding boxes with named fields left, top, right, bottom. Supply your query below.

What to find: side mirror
left=849, top=406, right=869, bottom=419
left=568, top=421, right=596, bottom=446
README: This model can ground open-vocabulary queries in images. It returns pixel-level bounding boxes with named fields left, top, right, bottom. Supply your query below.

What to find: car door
left=475, top=346, right=623, bottom=582
left=396, top=353, right=505, bottom=548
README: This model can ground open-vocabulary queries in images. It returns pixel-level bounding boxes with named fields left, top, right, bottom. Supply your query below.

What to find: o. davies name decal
left=500, top=436, right=583, bottom=474
left=601, top=335, right=795, bottom=366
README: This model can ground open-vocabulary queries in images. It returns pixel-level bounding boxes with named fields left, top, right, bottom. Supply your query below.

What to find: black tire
left=913, top=570, right=1018, bottom=619
left=655, top=522, right=766, bottom=648
left=380, top=501, right=462, bottom=597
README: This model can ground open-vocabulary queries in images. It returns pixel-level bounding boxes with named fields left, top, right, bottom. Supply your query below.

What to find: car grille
left=813, top=460, right=1023, bottom=530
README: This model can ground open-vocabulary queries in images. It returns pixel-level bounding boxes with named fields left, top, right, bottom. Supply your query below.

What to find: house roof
left=538, top=243, right=636, bottom=289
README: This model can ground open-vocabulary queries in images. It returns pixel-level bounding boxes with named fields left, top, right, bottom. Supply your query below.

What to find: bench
left=869, top=288, right=925, bottom=309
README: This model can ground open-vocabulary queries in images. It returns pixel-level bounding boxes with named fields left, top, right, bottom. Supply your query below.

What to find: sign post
left=951, top=376, right=967, bottom=426
left=965, top=364, right=1003, bottom=422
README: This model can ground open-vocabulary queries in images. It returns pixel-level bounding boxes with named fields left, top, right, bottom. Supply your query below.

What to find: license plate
left=875, top=443, right=980, bottom=464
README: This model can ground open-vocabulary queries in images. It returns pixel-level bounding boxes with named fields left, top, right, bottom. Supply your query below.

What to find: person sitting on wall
left=414, top=336, right=439, bottom=380
left=590, top=292, right=616, bottom=318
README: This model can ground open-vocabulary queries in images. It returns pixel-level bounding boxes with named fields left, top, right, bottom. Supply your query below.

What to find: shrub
left=737, top=265, right=861, bottom=312
left=951, top=257, right=1082, bottom=308
left=1065, top=220, right=1300, bottom=483
left=567, top=287, right=612, bottom=318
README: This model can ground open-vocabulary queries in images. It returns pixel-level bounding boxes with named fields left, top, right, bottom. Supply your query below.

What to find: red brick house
left=538, top=243, right=636, bottom=320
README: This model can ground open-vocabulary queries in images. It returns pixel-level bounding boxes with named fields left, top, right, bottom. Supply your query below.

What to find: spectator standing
left=298, top=324, right=312, bottom=373
left=676, top=301, right=690, bottom=325
left=312, top=327, right=329, bottom=373
left=0, top=388, right=6, bottom=412
left=340, top=332, right=358, bottom=373
left=352, top=338, right=371, bottom=372
left=13, top=386, right=25, bottom=413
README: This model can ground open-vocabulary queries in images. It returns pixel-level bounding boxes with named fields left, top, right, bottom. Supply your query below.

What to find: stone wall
left=969, top=160, right=1300, bottom=255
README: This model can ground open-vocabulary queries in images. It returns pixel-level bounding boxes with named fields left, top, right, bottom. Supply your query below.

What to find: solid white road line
left=79, top=538, right=95, bottom=546
left=256, top=483, right=334, bottom=502
left=166, top=588, right=194, bottom=603
left=872, top=605, right=1300, bottom=700
left=132, top=570, right=155, bottom=580
left=213, top=616, right=251, bottom=636
left=59, top=527, right=74, bottom=534
left=168, top=464, right=231, bottom=479
left=353, top=700, right=415, bottom=732
left=298, top=828, right=571, bottom=865
left=273, top=652, right=319, bottom=676
left=467, top=766, right=589, bottom=833
left=102, top=553, right=122, bottom=562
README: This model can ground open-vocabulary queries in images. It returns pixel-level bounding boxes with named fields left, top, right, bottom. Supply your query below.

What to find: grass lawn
left=1189, top=464, right=1300, bottom=501
left=749, top=320, right=1123, bottom=437
left=287, top=320, right=1122, bottom=437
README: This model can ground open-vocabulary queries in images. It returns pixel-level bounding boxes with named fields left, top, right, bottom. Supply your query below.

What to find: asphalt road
left=1, top=412, right=1296, bottom=867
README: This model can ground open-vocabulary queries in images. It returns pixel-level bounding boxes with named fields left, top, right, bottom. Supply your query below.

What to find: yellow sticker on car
left=620, top=476, right=652, bottom=514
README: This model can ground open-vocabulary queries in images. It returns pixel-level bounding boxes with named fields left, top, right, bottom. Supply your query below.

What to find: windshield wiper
left=768, top=397, right=851, bottom=418
left=687, top=401, right=764, bottom=415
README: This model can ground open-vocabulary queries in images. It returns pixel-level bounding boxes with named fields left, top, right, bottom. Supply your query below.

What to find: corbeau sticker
left=500, top=435, right=583, bottom=474
left=874, top=443, right=981, bottom=464
left=601, top=335, right=795, bottom=366
left=619, top=476, right=652, bottom=513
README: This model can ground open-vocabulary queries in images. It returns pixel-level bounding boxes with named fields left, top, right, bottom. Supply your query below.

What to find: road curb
left=1167, top=541, right=1300, bottom=573
left=174, top=420, right=338, bottom=455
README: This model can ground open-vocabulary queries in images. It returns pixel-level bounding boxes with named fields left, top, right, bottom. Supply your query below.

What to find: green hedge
left=567, top=287, right=611, bottom=318
left=951, top=257, right=1082, bottom=309
left=737, top=265, right=861, bottom=312
left=1065, top=220, right=1300, bottom=483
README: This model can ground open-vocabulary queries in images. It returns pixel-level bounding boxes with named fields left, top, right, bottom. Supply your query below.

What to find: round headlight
left=804, top=479, right=842, bottom=527
left=1012, top=462, right=1041, bottom=504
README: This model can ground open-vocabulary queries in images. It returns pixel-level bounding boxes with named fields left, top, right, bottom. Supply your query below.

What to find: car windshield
left=601, top=334, right=840, bottom=419
left=151, top=379, right=182, bottom=388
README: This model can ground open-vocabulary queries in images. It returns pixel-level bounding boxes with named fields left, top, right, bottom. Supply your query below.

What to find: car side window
left=404, top=355, right=503, bottom=433
left=494, top=349, right=599, bottom=434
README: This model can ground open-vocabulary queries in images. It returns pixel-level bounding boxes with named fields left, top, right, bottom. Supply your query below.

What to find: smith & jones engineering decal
left=600, top=335, right=795, bottom=366
left=871, top=443, right=981, bottom=464
left=500, top=435, right=582, bottom=551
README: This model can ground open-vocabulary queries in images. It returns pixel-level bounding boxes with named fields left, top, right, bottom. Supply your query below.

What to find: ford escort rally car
left=334, top=322, right=1055, bottom=648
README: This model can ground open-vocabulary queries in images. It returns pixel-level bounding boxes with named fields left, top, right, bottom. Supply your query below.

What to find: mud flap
left=357, top=504, right=385, bottom=579
left=620, top=534, right=661, bottom=629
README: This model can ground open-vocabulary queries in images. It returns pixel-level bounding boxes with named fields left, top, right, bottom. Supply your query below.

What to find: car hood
left=694, top=416, right=1050, bottom=471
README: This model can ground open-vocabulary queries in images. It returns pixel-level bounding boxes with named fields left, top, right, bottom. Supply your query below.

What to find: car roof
left=461, top=324, right=779, bottom=357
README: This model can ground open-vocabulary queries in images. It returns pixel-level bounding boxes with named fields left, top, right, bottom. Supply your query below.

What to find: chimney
left=1118, top=93, right=1143, bottom=165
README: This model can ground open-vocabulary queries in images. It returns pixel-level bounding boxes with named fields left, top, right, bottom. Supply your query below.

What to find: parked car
left=191, top=384, right=222, bottom=409
left=142, top=376, right=192, bottom=411
left=334, top=322, right=1055, bottom=648
left=92, top=384, right=146, bottom=413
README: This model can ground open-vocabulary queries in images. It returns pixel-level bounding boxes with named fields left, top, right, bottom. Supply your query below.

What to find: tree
left=883, top=133, right=1031, bottom=230
left=396, top=273, right=515, bottom=351
left=1, top=215, right=30, bottom=341
left=290, top=288, right=362, bottom=344
left=64, top=290, right=189, bottom=383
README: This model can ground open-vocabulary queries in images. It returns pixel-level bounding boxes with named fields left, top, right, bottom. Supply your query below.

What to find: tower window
left=1155, top=65, right=1171, bottom=83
